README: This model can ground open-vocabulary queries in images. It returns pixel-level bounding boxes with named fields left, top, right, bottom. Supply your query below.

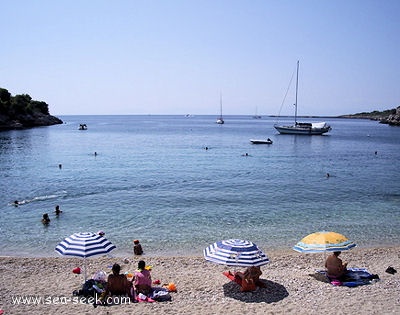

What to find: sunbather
left=95, top=263, right=133, bottom=306
left=325, top=251, right=348, bottom=279
left=234, top=266, right=262, bottom=291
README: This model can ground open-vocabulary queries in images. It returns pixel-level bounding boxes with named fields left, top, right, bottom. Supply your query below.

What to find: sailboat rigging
left=216, top=93, right=224, bottom=124
left=274, top=61, right=331, bottom=135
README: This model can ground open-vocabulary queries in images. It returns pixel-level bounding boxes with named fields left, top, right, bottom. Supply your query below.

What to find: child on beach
left=134, top=260, right=152, bottom=295
left=133, top=239, right=143, bottom=255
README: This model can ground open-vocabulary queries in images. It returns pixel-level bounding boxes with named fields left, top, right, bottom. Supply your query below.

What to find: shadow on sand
left=223, top=279, right=289, bottom=303
left=308, top=272, right=330, bottom=283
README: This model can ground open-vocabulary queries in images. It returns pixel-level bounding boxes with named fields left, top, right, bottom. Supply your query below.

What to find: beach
left=1, top=246, right=399, bottom=315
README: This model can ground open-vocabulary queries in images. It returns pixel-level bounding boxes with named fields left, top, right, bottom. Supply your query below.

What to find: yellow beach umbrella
left=293, top=231, right=356, bottom=253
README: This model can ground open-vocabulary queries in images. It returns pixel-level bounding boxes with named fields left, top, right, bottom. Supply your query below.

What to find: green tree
left=0, top=88, right=11, bottom=115
left=0, top=88, right=11, bottom=103
left=31, top=100, right=49, bottom=115
left=11, top=94, right=32, bottom=115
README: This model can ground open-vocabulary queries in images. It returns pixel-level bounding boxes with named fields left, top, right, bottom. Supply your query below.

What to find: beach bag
left=79, top=279, right=97, bottom=297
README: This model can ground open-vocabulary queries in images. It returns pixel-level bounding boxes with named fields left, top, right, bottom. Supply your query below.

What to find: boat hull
left=274, top=124, right=331, bottom=135
left=250, top=139, right=273, bottom=144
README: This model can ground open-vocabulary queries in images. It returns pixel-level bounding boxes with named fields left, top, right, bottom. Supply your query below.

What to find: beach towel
left=152, top=289, right=172, bottom=302
left=135, top=293, right=155, bottom=303
left=223, top=271, right=240, bottom=284
left=317, top=268, right=379, bottom=287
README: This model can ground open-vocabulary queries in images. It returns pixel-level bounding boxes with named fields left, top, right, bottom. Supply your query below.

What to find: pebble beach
left=1, top=246, right=399, bottom=315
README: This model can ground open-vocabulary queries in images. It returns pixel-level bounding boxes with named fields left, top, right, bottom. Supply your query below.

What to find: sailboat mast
left=220, top=92, right=223, bottom=118
left=294, top=60, right=299, bottom=125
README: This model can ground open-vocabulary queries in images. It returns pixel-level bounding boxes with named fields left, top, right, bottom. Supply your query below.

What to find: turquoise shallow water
left=0, top=115, right=399, bottom=257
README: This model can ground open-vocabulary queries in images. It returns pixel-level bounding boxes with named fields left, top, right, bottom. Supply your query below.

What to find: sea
left=0, top=115, right=399, bottom=258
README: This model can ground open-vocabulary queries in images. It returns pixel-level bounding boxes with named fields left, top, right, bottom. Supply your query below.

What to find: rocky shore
left=380, top=106, right=400, bottom=126
left=339, top=106, right=400, bottom=126
left=0, top=112, right=63, bottom=130
left=0, top=87, right=63, bottom=131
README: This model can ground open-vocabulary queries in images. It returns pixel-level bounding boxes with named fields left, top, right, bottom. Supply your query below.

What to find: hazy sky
left=2, top=0, right=399, bottom=116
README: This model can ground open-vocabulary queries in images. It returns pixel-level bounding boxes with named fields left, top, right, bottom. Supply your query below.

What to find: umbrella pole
left=234, top=253, right=240, bottom=273
left=84, top=258, right=87, bottom=282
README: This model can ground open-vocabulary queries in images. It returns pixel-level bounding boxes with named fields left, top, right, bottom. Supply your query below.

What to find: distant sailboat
left=253, top=107, right=261, bottom=119
left=216, top=93, right=224, bottom=124
left=274, top=61, right=331, bottom=135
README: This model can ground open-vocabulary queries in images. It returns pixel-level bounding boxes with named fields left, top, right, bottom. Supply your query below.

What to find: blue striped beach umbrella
left=55, top=232, right=116, bottom=281
left=204, top=239, right=269, bottom=267
left=293, top=231, right=356, bottom=253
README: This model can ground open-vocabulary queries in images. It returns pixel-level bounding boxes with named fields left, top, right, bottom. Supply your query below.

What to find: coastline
left=1, top=246, right=399, bottom=314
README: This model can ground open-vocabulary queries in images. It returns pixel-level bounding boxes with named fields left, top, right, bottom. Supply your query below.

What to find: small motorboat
left=250, top=138, right=273, bottom=144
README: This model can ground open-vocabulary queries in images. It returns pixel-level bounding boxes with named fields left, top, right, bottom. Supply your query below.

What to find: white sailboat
left=253, top=107, right=261, bottom=119
left=216, top=93, right=224, bottom=124
left=274, top=61, right=331, bottom=135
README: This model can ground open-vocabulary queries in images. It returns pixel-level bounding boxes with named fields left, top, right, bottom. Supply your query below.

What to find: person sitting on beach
left=41, top=213, right=50, bottom=225
left=96, top=263, right=133, bottom=306
left=325, top=251, right=348, bottom=279
left=134, top=260, right=152, bottom=296
left=54, top=205, right=62, bottom=215
left=234, top=266, right=262, bottom=291
left=133, top=239, right=143, bottom=255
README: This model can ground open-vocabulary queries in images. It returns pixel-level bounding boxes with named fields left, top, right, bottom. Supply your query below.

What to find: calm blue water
left=1, top=115, right=399, bottom=257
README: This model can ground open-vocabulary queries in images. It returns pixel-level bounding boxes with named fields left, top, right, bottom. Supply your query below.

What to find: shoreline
left=1, top=241, right=399, bottom=259
left=1, top=246, right=399, bottom=314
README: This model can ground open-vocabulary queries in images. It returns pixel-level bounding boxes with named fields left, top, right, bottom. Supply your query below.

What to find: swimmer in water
left=42, top=213, right=50, bottom=225
left=54, top=205, right=62, bottom=215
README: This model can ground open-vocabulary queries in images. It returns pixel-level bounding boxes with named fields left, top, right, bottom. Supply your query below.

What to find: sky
left=1, top=0, right=399, bottom=116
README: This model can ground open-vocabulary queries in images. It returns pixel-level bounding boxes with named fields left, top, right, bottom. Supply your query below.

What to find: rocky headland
left=0, top=87, right=63, bottom=131
left=339, top=106, right=400, bottom=126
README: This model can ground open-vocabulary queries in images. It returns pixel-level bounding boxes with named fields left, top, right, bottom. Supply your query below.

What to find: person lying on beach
left=95, top=263, right=133, bottom=306
left=134, top=260, right=152, bottom=295
left=234, top=266, right=262, bottom=291
left=325, top=251, right=348, bottom=279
